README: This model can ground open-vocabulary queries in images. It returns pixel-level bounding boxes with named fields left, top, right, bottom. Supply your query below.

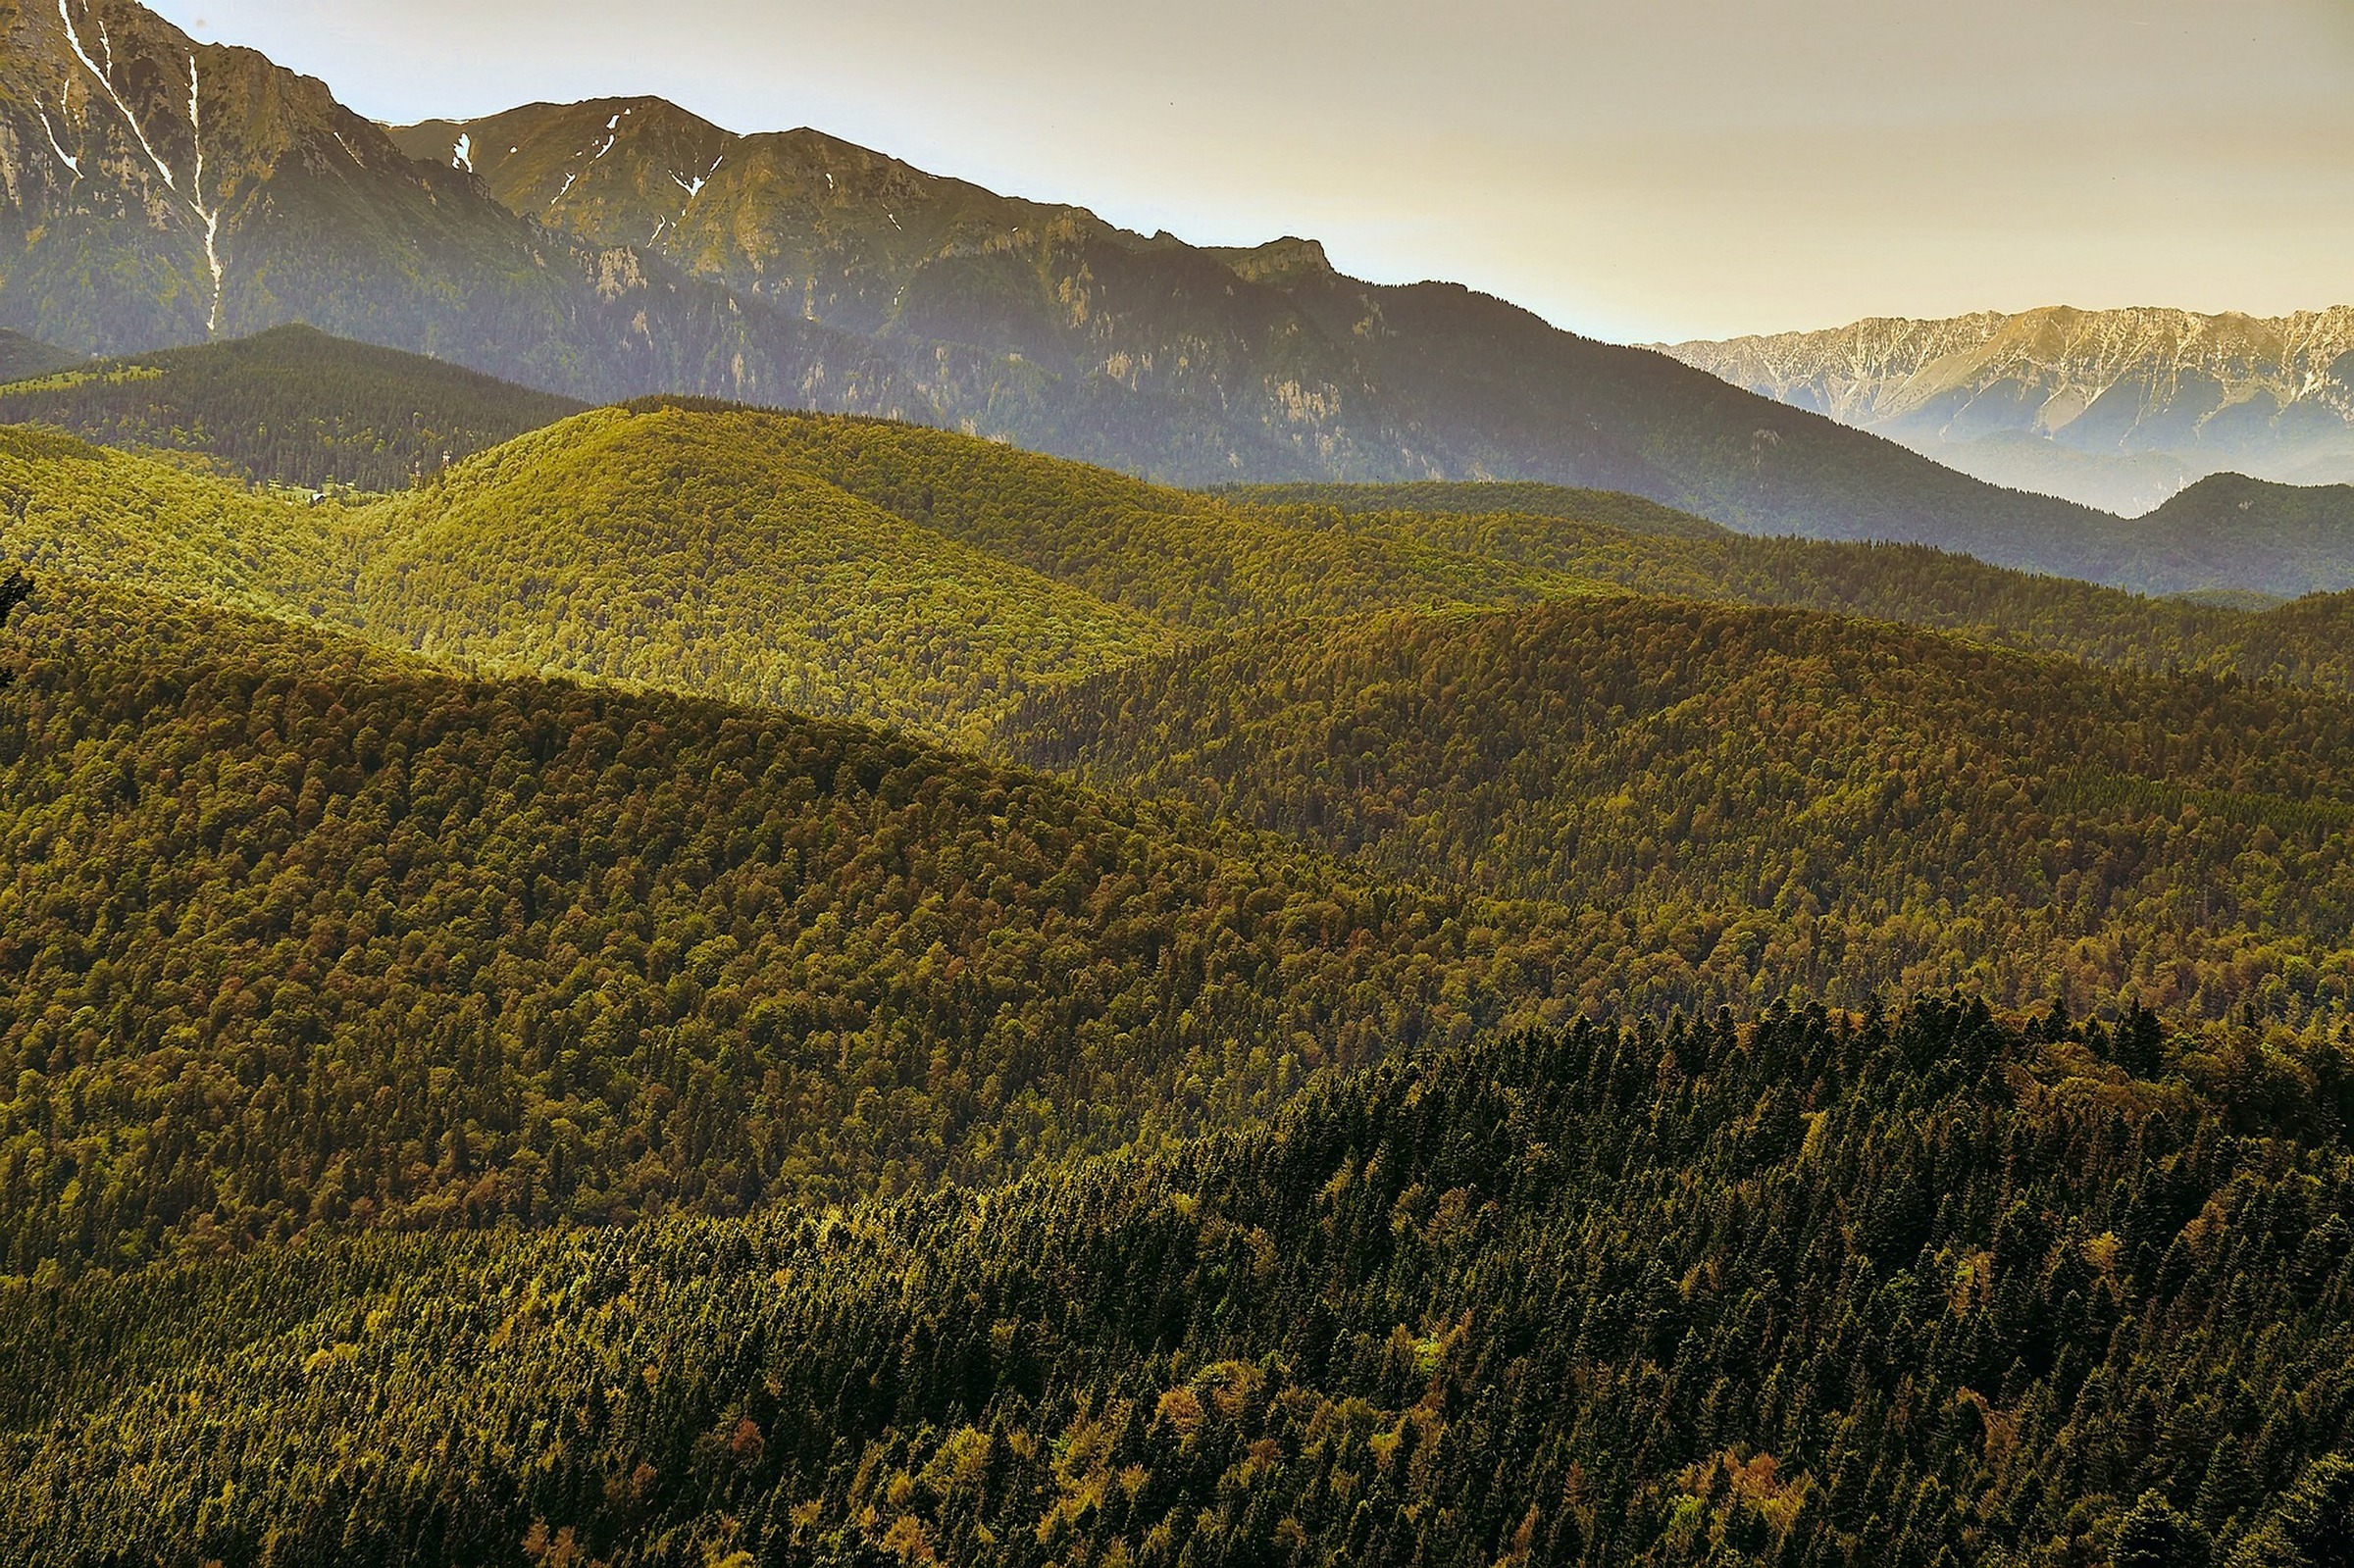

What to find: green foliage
left=1008, top=597, right=2354, bottom=1021
left=16, top=407, right=2354, bottom=759
left=349, top=407, right=1173, bottom=746
left=1229, top=479, right=1735, bottom=539
left=4, top=1001, right=2349, bottom=1566
left=2127, top=476, right=2354, bottom=600
left=1249, top=485, right=2262, bottom=676
left=0, top=424, right=352, bottom=616
left=2227, top=590, right=2354, bottom=690
left=0, top=576, right=1602, bottom=1273
left=646, top=404, right=1575, bottom=631
left=0, top=325, right=587, bottom=492
left=2228, top=1456, right=2354, bottom=1568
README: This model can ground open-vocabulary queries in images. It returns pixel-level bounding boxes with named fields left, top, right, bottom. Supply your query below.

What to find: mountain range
left=1666, top=306, right=2354, bottom=516
left=7, top=0, right=2353, bottom=594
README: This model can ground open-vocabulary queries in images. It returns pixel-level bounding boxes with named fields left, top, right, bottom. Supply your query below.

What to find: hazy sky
left=149, top=0, right=2354, bottom=344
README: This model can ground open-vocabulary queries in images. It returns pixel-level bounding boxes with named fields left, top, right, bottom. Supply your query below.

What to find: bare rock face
left=1666, top=307, right=2354, bottom=515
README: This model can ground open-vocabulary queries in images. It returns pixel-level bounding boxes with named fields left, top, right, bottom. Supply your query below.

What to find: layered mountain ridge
left=1667, top=305, right=2354, bottom=515
left=5, top=0, right=2351, bottom=593
left=0, top=0, right=923, bottom=406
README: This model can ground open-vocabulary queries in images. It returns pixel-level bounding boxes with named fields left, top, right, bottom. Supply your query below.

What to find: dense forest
left=0, top=574, right=1616, bottom=1273
left=0, top=326, right=586, bottom=492
left=604, top=409, right=2354, bottom=689
left=10, top=398, right=2354, bottom=747
left=0, top=423, right=356, bottom=615
left=1230, top=479, right=1739, bottom=538
left=348, top=410, right=1176, bottom=747
left=4, top=1001, right=2348, bottom=1566
left=1009, top=597, right=2354, bottom=1024
left=6, top=361, right=2354, bottom=1564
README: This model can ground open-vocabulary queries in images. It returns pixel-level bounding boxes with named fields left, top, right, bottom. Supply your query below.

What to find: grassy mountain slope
left=1007, top=597, right=2354, bottom=1021
left=0, top=572, right=1607, bottom=1273
left=6, top=1001, right=2349, bottom=1566
left=0, top=324, right=587, bottom=490
left=347, top=407, right=1173, bottom=745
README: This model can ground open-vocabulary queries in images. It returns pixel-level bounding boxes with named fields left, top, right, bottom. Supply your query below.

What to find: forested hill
left=0, top=571, right=1616, bottom=1273
left=342, top=408, right=1182, bottom=747
left=0, top=326, right=587, bottom=492
left=1007, top=596, right=2354, bottom=1023
left=0, top=329, right=76, bottom=383
left=6, top=1000, right=2348, bottom=1566
left=1244, top=481, right=2256, bottom=671
left=599, top=407, right=2293, bottom=681
left=1227, top=480, right=1738, bottom=540
left=10, top=409, right=2354, bottom=758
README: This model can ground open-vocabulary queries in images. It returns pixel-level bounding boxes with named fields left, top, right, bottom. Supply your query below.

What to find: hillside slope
left=0, top=422, right=349, bottom=613
left=0, top=329, right=77, bottom=381
left=1666, top=305, right=2354, bottom=514
left=346, top=407, right=1175, bottom=745
left=0, top=572, right=1601, bottom=1272
left=1234, top=481, right=2255, bottom=672
left=6, top=1002, right=2349, bottom=1565
left=391, top=99, right=2238, bottom=580
left=2124, top=474, right=2354, bottom=598
left=0, top=325, right=586, bottom=490
left=5, top=412, right=2346, bottom=753
left=1007, top=597, right=2354, bottom=1020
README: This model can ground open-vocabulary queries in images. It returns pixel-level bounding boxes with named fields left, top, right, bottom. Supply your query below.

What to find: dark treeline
left=0, top=325, right=585, bottom=492
left=1240, top=487, right=2280, bottom=682
left=3, top=1000, right=2348, bottom=1566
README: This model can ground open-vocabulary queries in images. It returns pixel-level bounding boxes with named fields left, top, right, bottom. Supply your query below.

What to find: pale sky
left=150, top=0, right=2354, bottom=344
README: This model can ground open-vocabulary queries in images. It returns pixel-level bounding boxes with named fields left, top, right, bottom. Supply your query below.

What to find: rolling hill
left=345, top=406, right=1176, bottom=746
left=0, top=569, right=1600, bottom=1274
left=2121, top=474, right=2354, bottom=599
left=0, top=421, right=349, bottom=614
left=8, top=408, right=2353, bottom=756
left=1006, top=596, right=2354, bottom=1021
left=385, top=97, right=2354, bottom=594
left=0, top=324, right=586, bottom=491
